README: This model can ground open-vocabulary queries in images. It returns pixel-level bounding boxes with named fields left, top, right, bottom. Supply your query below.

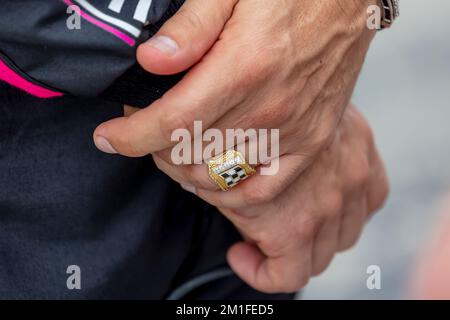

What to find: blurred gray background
left=303, top=0, right=450, bottom=299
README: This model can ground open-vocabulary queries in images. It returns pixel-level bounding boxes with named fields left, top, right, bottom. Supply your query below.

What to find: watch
left=380, top=0, right=400, bottom=29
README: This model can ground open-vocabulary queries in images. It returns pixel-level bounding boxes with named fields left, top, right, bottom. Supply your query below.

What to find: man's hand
left=93, top=0, right=384, bottom=293
left=94, top=0, right=376, bottom=165
left=208, top=106, right=388, bottom=293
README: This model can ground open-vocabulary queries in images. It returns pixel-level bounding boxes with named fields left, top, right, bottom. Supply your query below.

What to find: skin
left=214, top=105, right=388, bottom=293
left=94, top=0, right=388, bottom=293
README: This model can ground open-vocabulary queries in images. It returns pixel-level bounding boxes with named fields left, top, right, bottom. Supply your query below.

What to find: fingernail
left=146, top=35, right=178, bottom=56
left=181, top=184, right=197, bottom=195
left=94, top=136, right=117, bottom=154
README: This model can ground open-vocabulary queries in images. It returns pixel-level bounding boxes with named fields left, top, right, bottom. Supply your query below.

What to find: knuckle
left=363, top=122, right=376, bottom=148
left=339, top=234, right=360, bottom=251
left=236, top=50, right=275, bottom=89
left=182, top=164, right=196, bottom=181
left=241, top=183, right=275, bottom=206
left=313, top=122, right=336, bottom=150
left=300, top=114, right=337, bottom=156
left=258, top=102, right=293, bottom=127
left=252, top=55, right=274, bottom=80
left=183, top=165, right=211, bottom=189
left=159, top=111, right=195, bottom=141
left=294, top=216, right=320, bottom=242
left=348, top=155, right=370, bottom=188
left=312, top=255, right=334, bottom=276
left=375, top=178, right=390, bottom=211
left=352, top=106, right=375, bottom=148
left=175, top=7, right=204, bottom=32
left=292, top=273, right=310, bottom=291
left=259, top=235, right=288, bottom=257
left=369, top=166, right=390, bottom=213
left=203, top=192, right=227, bottom=209
left=116, top=132, right=146, bottom=157
left=221, top=208, right=259, bottom=225
left=318, top=190, right=343, bottom=219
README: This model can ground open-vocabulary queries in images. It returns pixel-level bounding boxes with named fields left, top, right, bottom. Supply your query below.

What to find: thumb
left=227, top=242, right=310, bottom=294
left=137, top=0, right=237, bottom=75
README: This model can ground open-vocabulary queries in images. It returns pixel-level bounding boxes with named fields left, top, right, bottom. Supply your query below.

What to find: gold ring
left=207, top=150, right=256, bottom=191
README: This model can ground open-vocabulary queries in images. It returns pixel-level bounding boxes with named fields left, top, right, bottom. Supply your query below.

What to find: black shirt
left=0, top=81, right=242, bottom=299
left=0, top=0, right=242, bottom=299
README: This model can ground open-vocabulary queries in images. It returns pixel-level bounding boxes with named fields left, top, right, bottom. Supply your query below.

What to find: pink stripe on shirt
left=63, top=0, right=136, bottom=46
left=0, top=59, right=63, bottom=98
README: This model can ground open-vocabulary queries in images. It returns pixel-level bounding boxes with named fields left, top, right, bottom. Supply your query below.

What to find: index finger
left=94, top=38, right=248, bottom=157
